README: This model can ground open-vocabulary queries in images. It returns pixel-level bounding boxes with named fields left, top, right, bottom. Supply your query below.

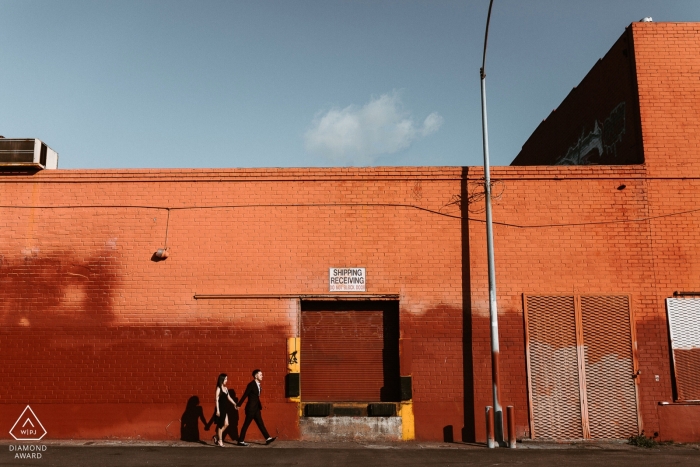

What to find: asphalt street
left=2, top=440, right=699, bottom=467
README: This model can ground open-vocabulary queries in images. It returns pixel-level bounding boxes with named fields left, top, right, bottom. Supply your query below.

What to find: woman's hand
left=216, top=410, right=220, bottom=417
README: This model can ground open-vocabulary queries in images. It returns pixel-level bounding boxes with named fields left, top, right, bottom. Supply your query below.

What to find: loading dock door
left=300, top=300, right=400, bottom=402
left=524, top=295, right=640, bottom=440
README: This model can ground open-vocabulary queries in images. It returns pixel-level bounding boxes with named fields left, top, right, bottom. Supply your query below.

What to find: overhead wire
left=1, top=201, right=700, bottom=229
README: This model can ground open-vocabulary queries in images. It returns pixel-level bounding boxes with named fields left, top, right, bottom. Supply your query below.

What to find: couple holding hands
left=214, top=370, right=276, bottom=447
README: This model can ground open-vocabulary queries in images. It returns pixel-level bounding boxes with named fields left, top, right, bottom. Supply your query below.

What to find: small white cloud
left=421, top=112, right=444, bottom=137
left=304, top=92, right=443, bottom=165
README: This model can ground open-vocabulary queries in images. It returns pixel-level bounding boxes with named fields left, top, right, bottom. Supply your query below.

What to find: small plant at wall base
left=628, top=431, right=658, bottom=448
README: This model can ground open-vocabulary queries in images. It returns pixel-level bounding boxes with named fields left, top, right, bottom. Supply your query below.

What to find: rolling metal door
left=666, top=298, right=700, bottom=401
left=524, top=296, right=584, bottom=439
left=301, top=310, right=384, bottom=401
left=580, top=296, right=639, bottom=438
left=524, top=295, right=640, bottom=440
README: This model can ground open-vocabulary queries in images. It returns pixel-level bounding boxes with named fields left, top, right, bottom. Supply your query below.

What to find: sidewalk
left=2, top=437, right=697, bottom=449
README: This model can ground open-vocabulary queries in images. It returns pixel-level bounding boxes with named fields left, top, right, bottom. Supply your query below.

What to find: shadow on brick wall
left=461, top=166, right=476, bottom=442
left=180, top=395, right=207, bottom=443
left=0, top=248, right=119, bottom=327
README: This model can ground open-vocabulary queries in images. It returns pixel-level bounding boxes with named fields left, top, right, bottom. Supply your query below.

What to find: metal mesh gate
left=580, top=296, right=640, bottom=439
left=524, top=296, right=584, bottom=439
left=524, top=295, right=640, bottom=440
left=666, top=298, right=700, bottom=401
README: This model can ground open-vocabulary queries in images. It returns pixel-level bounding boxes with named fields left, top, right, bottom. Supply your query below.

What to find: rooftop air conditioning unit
left=0, top=138, right=58, bottom=169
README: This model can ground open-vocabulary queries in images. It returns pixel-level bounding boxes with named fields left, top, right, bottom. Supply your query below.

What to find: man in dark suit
left=236, top=369, right=276, bottom=446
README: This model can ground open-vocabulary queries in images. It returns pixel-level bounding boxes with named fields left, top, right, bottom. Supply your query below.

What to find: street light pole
left=479, top=0, right=503, bottom=447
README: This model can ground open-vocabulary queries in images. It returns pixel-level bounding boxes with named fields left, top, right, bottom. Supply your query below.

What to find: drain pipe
left=479, top=0, right=503, bottom=446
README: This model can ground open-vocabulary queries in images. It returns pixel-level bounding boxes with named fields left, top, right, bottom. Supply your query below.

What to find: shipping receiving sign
left=329, top=268, right=366, bottom=292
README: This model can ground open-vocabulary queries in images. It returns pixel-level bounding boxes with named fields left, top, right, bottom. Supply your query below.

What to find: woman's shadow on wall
left=180, top=396, right=207, bottom=443
left=180, top=393, right=240, bottom=444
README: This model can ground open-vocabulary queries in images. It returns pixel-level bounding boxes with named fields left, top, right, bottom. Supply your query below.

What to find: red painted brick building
left=1, top=21, right=699, bottom=443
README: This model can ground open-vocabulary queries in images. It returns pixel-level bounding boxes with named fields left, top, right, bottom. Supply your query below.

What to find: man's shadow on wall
left=180, top=393, right=240, bottom=444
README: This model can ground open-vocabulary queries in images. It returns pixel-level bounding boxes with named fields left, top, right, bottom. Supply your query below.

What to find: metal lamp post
left=479, top=0, right=503, bottom=447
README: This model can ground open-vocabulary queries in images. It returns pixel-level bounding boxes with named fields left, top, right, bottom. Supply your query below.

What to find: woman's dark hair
left=216, top=373, right=227, bottom=389
left=252, top=369, right=261, bottom=378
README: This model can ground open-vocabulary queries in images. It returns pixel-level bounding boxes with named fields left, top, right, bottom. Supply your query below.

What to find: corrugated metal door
left=301, top=310, right=385, bottom=401
left=666, top=298, right=700, bottom=401
left=524, top=294, right=639, bottom=440
left=580, top=296, right=639, bottom=438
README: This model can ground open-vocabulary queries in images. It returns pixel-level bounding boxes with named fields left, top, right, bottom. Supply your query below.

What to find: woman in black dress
left=213, top=373, right=238, bottom=447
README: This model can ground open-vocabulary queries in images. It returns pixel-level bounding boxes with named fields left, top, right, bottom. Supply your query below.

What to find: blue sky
left=1, top=1, right=699, bottom=169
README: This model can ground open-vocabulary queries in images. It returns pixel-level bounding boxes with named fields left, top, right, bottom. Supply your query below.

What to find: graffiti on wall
left=556, top=102, right=626, bottom=166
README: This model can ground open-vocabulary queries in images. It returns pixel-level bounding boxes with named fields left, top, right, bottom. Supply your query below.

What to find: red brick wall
left=466, top=165, right=663, bottom=440
left=633, top=22, right=700, bottom=177
left=512, top=27, right=643, bottom=166
left=0, top=161, right=694, bottom=441
left=631, top=22, right=700, bottom=434
left=0, top=164, right=694, bottom=442
left=462, top=23, right=700, bottom=442
left=0, top=167, right=467, bottom=441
